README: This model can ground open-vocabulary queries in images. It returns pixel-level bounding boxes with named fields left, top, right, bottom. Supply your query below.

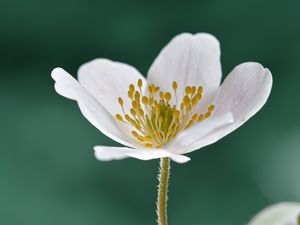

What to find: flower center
left=115, top=79, right=215, bottom=148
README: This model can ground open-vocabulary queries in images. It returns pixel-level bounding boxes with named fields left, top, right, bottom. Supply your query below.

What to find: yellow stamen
left=128, top=90, right=133, bottom=99
left=145, top=143, right=153, bottom=148
left=183, top=95, right=190, bottom=106
left=197, top=86, right=203, bottom=94
left=208, top=104, right=215, bottom=112
left=137, top=79, right=143, bottom=88
left=138, top=108, right=144, bottom=117
left=132, top=101, right=138, bottom=109
left=159, top=92, right=164, bottom=100
left=118, top=97, right=123, bottom=106
left=191, top=86, right=196, bottom=95
left=165, top=92, right=171, bottom=102
left=149, top=97, right=154, bottom=105
left=144, top=135, right=152, bottom=142
left=115, top=114, right=123, bottom=121
left=115, top=81, right=216, bottom=148
left=192, top=113, right=198, bottom=122
left=125, top=114, right=135, bottom=124
left=172, top=81, right=177, bottom=90
left=198, top=114, right=204, bottom=122
left=129, top=84, right=135, bottom=92
left=185, top=86, right=191, bottom=95
left=134, top=91, right=140, bottom=102
left=172, top=110, right=180, bottom=118
left=131, top=130, right=139, bottom=137
left=142, top=96, right=148, bottom=105
left=130, top=108, right=136, bottom=116
left=204, top=111, right=211, bottom=118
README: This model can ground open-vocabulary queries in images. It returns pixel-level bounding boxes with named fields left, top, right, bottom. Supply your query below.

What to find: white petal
left=214, top=62, right=273, bottom=121
left=166, top=112, right=234, bottom=154
left=179, top=62, right=272, bottom=154
left=94, top=146, right=191, bottom=163
left=179, top=120, right=242, bottom=154
left=51, top=68, right=139, bottom=148
left=248, top=202, right=300, bottom=225
left=147, top=33, right=221, bottom=101
left=78, top=59, right=146, bottom=116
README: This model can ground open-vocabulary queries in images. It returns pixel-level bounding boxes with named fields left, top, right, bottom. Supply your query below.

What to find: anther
left=132, top=101, right=139, bottom=109
left=183, top=96, right=190, bottom=106
left=138, top=108, right=144, bottom=117
left=208, top=105, right=215, bottom=112
left=192, top=113, right=198, bottom=122
left=131, top=130, right=139, bottom=137
left=137, top=79, right=143, bottom=88
left=125, top=114, right=133, bottom=123
left=172, top=81, right=178, bottom=90
left=159, top=92, right=164, bottom=99
left=185, top=86, right=191, bottom=95
left=144, top=135, right=152, bottom=142
left=149, top=97, right=154, bottom=105
left=165, top=92, right=171, bottom=102
left=191, top=96, right=198, bottom=105
left=195, top=93, right=202, bottom=101
left=180, top=103, right=184, bottom=111
left=145, top=143, right=153, bottom=148
left=197, top=86, right=203, bottom=94
left=142, top=96, right=148, bottom=105
left=172, top=110, right=180, bottom=118
left=134, top=91, right=141, bottom=101
left=115, top=114, right=123, bottom=121
left=128, top=90, right=133, bottom=99
left=198, top=114, right=204, bottom=122
left=128, top=83, right=134, bottom=91
left=204, top=111, right=211, bottom=118
left=191, top=86, right=196, bottom=95
left=148, top=85, right=153, bottom=94
left=130, top=108, right=136, bottom=116
left=118, top=97, right=123, bottom=106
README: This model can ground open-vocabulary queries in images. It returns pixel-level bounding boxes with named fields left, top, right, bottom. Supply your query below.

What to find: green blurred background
left=1, top=0, right=300, bottom=224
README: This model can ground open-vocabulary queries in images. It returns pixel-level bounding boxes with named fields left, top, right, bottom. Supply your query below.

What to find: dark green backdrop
left=1, top=0, right=300, bottom=224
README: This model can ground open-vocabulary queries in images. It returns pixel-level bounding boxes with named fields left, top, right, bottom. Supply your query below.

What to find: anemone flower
left=248, top=202, right=300, bottom=225
left=52, top=33, right=272, bottom=225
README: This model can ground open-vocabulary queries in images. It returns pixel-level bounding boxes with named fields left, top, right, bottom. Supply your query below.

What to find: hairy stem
left=156, top=157, right=170, bottom=225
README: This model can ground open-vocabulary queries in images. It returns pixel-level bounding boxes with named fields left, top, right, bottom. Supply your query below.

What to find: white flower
left=248, top=202, right=300, bottom=225
left=51, top=33, right=272, bottom=164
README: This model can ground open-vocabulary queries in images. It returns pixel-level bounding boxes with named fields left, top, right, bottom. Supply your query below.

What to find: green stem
left=156, top=157, right=171, bottom=225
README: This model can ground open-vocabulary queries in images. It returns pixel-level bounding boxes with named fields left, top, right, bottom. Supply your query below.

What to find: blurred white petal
left=248, top=202, right=300, bottom=225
